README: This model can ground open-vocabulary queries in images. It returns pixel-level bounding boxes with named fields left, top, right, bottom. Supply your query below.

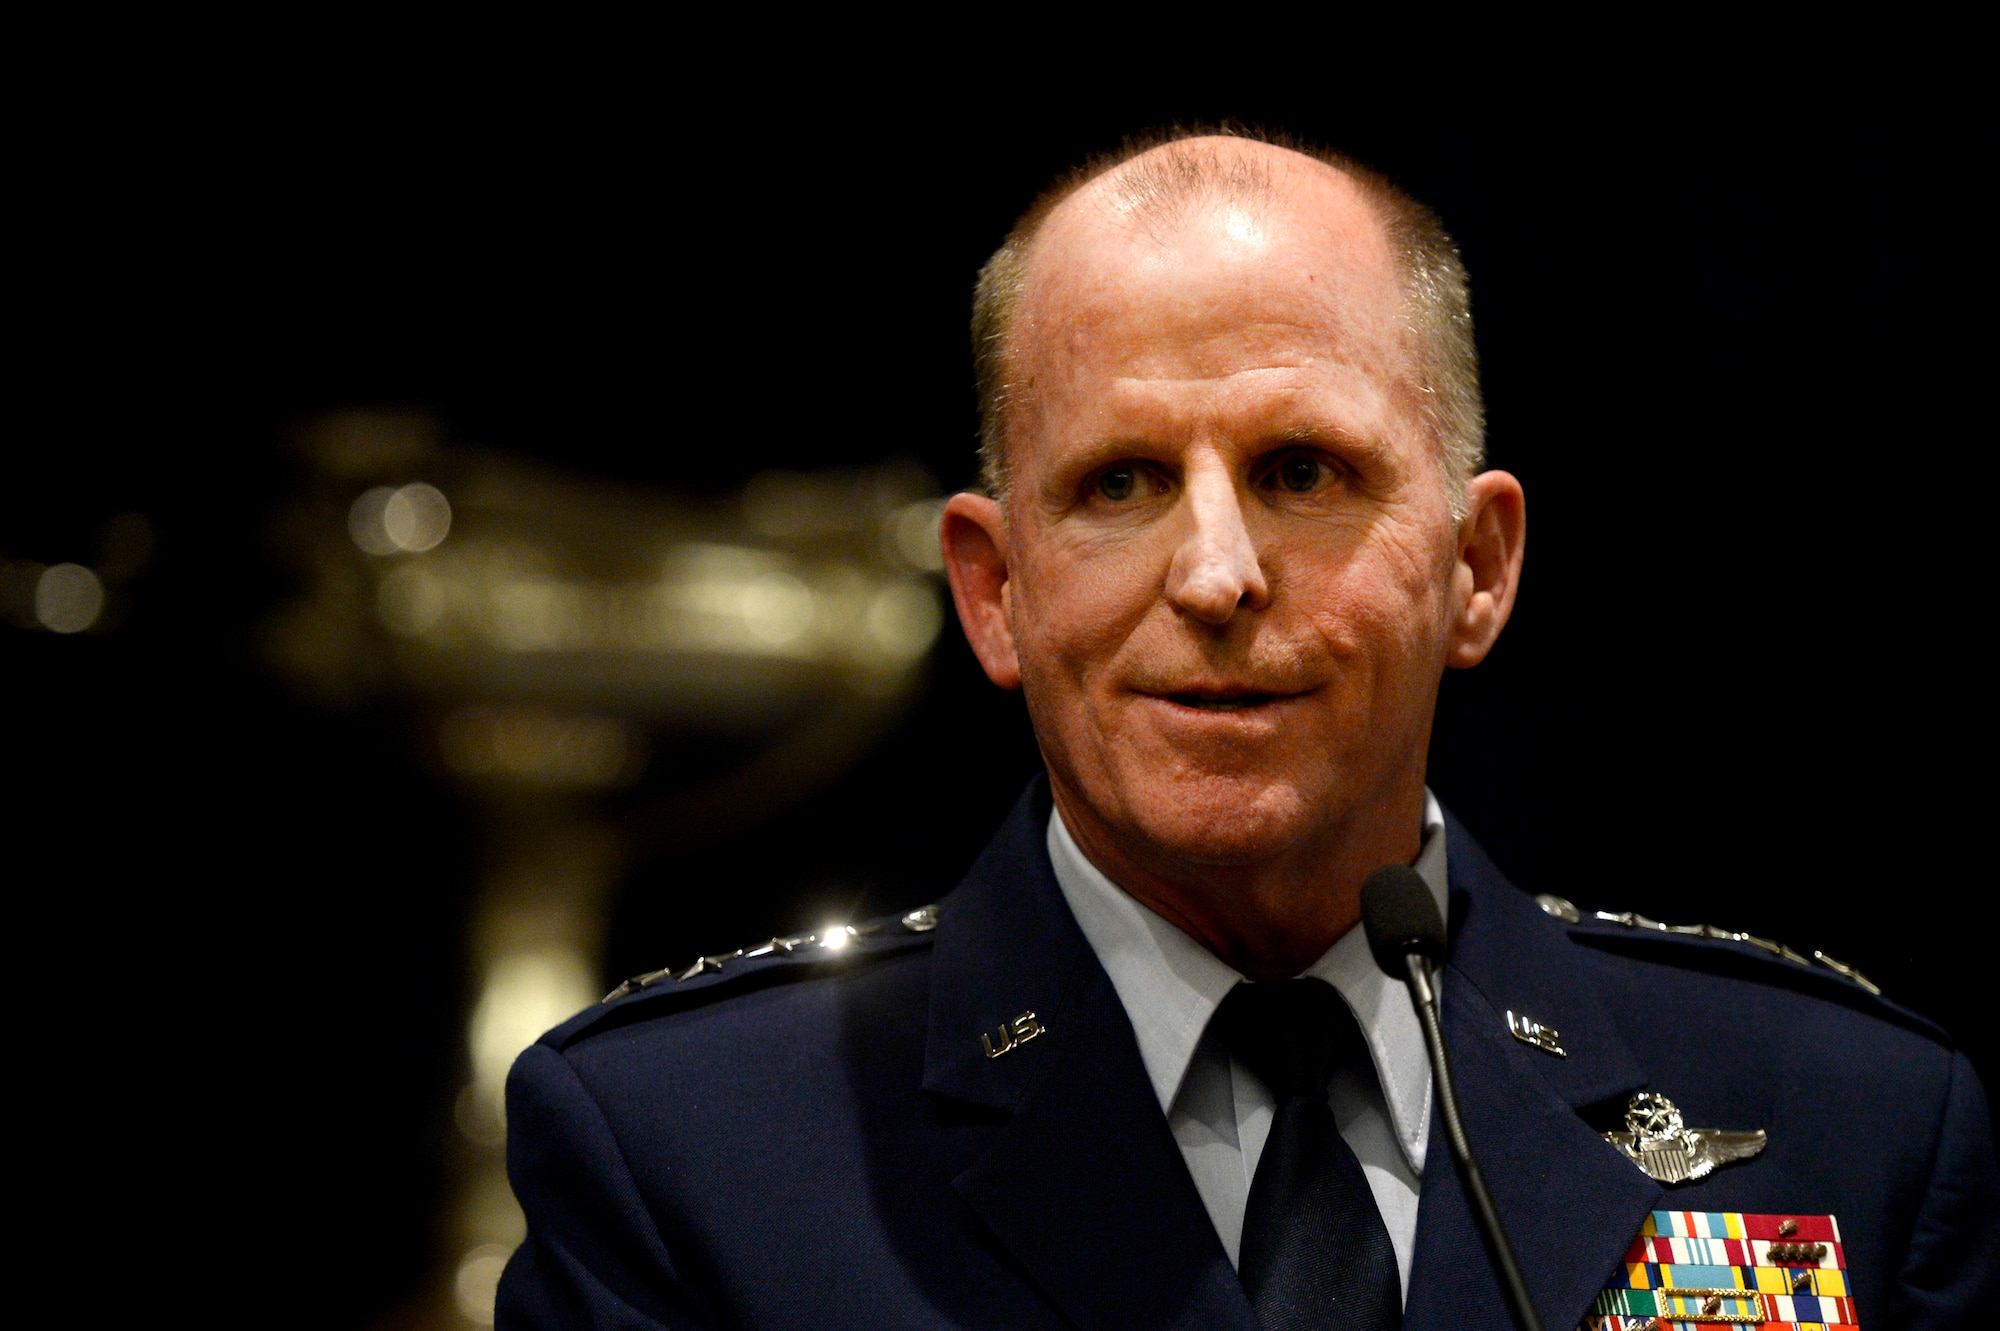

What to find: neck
left=1049, top=778, right=1427, bottom=981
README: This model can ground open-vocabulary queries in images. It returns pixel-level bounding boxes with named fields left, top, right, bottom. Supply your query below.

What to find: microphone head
left=1361, top=865, right=1447, bottom=979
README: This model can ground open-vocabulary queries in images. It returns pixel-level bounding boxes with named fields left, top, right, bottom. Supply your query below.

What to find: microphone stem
left=1405, top=953, right=1544, bottom=1331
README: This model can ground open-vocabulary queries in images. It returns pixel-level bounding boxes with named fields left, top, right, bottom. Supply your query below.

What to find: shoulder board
left=1531, top=892, right=1882, bottom=995
left=544, top=904, right=942, bottom=1050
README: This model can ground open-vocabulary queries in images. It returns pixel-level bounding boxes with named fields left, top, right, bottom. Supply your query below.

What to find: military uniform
left=497, top=780, right=1999, bottom=1328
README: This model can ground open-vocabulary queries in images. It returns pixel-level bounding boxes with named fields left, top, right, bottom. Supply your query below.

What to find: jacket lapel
left=1404, top=817, right=1659, bottom=1331
left=925, top=790, right=1657, bottom=1331
left=925, top=781, right=1258, bottom=1330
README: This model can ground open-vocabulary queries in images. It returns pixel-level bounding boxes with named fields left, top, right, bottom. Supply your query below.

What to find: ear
left=1446, top=470, right=1526, bottom=669
left=940, top=492, right=1022, bottom=689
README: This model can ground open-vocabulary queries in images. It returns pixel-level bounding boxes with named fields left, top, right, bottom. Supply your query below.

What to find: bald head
left=972, top=131, right=1483, bottom=515
left=1040, top=134, right=1382, bottom=257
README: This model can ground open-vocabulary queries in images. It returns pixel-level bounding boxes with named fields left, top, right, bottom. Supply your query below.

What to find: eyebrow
left=1267, top=422, right=1390, bottom=458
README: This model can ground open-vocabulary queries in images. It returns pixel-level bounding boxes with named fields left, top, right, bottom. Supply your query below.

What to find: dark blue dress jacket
left=498, top=781, right=1999, bottom=1328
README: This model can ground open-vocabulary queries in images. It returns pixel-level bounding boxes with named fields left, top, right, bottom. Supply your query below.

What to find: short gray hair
left=972, top=127, right=1484, bottom=518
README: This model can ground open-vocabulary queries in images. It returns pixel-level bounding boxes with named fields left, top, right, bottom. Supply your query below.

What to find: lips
left=1167, top=692, right=1279, bottom=711
left=1145, top=680, right=1314, bottom=714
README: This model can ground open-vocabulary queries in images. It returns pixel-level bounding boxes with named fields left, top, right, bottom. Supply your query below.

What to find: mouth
left=1166, top=692, right=1280, bottom=712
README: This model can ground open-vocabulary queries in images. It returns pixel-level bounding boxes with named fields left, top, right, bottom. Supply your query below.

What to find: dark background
left=8, top=78, right=1991, bottom=1325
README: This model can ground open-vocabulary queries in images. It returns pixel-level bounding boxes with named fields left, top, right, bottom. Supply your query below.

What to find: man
left=498, top=132, right=1998, bottom=1329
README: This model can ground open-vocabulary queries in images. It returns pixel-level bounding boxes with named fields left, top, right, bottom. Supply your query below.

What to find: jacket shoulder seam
left=548, top=929, right=935, bottom=1052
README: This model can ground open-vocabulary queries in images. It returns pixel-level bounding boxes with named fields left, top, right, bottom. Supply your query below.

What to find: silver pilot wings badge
left=1602, top=1092, right=1767, bottom=1184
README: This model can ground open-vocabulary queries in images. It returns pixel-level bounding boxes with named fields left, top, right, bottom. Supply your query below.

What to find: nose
left=1165, top=459, right=1270, bottom=624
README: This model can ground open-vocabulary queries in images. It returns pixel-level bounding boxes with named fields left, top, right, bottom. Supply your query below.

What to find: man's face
left=987, top=163, right=1466, bottom=876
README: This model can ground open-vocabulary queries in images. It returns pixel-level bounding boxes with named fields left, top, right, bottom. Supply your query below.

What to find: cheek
left=1288, top=530, right=1455, bottom=679
left=1010, top=534, right=1164, bottom=683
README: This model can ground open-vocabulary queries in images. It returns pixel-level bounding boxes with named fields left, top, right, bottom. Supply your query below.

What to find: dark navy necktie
left=1214, top=977, right=1403, bottom=1331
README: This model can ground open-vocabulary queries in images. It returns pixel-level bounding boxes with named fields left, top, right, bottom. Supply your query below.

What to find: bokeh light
left=350, top=482, right=453, bottom=556
left=453, top=1243, right=513, bottom=1325
left=35, top=563, right=104, bottom=634
left=890, top=498, right=947, bottom=572
left=467, top=945, right=598, bottom=1125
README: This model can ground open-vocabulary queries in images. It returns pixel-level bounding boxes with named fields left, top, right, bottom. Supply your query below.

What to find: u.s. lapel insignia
left=1603, top=1092, right=1767, bottom=1184
left=980, top=1011, right=1046, bottom=1060
left=1506, top=1009, right=1566, bottom=1056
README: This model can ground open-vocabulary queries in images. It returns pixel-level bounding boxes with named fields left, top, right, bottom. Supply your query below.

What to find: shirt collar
left=1046, top=794, right=1448, bottom=1175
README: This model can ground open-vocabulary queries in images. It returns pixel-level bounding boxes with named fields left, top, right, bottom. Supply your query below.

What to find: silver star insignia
left=1602, top=1092, right=1767, bottom=1184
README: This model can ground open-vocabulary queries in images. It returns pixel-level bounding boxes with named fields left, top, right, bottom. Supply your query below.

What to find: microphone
left=1362, top=865, right=1543, bottom=1331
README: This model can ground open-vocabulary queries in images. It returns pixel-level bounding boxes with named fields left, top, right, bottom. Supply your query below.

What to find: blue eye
left=1097, top=467, right=1139, bottom=501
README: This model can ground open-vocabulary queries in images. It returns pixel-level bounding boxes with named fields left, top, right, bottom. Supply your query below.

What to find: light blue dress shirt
left=1045, top=793, right=1450, bottom=1298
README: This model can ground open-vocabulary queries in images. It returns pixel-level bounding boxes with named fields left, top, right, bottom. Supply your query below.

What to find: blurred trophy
left=263, top=411, right=947, bottom=1327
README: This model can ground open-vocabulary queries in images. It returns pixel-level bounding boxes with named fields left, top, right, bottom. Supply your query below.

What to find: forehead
left=1015, top=146, right=1410, bottom=395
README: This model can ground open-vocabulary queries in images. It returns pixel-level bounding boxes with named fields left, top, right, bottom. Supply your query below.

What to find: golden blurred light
left=740, top=571, right=816, bottom=647
left=350, top=482, right=452, bottom=555
left=439, top=706, right=638, bottom=789
left=661, top=544, right=816, bottom=656
left=370, top=538, right=922, bottom=666
left=377, top=563, right=450, bottom=637
left=349, top=487, right=401, bottom=555
left=467, top=946, right=597, bottom=1122
left=460, top=1159, right=530, bottom=1246
left=35, top=563, right=104, bottom=634
left=453, top=1243, right=513, bottom=1325
left=364, top=541, right=940, bottom=667
left=263, top=425, right=959, bottom=1323
left=385, top=482, right=453, bottom=552
left=488, top=579, right=581, bottom=652
left=890, top=498, right=948, bottom=572
left=454, top=1083, right=508, bottom=1149
left=742, top=469, right=865, bottom=539
left=863, top=581, right=943, bottom=662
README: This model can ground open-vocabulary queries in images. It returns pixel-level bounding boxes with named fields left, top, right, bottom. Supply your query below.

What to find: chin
left=1118, top=776, right=1327, bottom=868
